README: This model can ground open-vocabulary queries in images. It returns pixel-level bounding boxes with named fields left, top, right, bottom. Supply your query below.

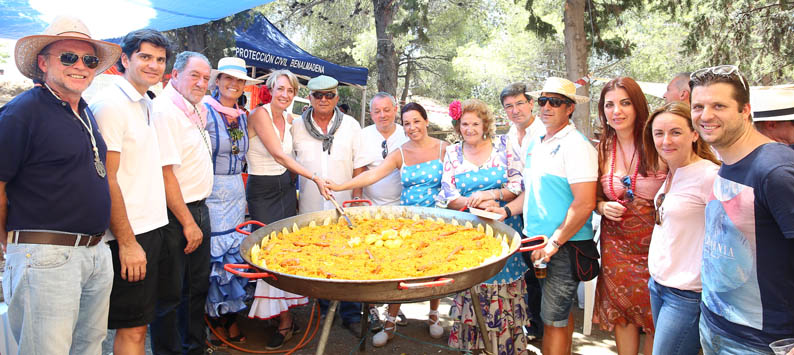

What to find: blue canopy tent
left=234, top=16, right=369, bottom=123
left=0, top=0, right=274, bottom=39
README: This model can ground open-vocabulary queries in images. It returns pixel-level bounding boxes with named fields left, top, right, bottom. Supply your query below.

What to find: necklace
left=219, top=112, right=243, bottom=155
left=608, top=138, right=638, bottom=204
left=44, top=83, right=106, bottom=178
left=192, top=105, right=212, bottom=157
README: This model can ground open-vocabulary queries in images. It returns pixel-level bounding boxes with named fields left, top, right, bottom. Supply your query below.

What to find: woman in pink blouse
left=643, top=101, right=720, bottom=355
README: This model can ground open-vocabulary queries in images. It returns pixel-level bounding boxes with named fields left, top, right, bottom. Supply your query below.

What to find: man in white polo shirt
left=493, top=77, right=598, bottom=355
left=150, top=51, right=214, bottom=355
left=89, top=29, right=172, bottom=355
left=360, top=92, right=408, bottom=205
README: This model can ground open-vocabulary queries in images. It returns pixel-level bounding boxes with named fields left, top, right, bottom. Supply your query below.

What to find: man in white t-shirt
left=150, top=51, right=214, bottom=355
left=360, top=92, right=408, bottom=206
left=89, top=29, right=172, bottom=355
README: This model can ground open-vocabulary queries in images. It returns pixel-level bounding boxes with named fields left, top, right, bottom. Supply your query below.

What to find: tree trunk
left=400, top=59, right=412, bottom=105
left=563, top=0, right=592, bottom=139
left=373, top=0, right=399, bottom=96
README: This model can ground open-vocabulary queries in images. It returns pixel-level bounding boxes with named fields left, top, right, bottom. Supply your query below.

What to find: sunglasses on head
left=381, top=140, right=388, bottom=158
left=621, top=175, right=635, bottom=201
left=690, top=65, right=747, bottom=91
left=311, top=91, right=337, bottom=100
left=44, top=52, right=100, bottom=69
left=537, top=96, right=572, bottom=108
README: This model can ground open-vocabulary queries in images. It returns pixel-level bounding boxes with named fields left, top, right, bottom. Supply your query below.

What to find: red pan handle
left=342, top=199, right=373, bottom=207
left=398, top=277, right=454, bottom=290
left=223, top=264, right=277, bottom=280
left=235, top=220, right=266, bottom=236
left=518, top=235, right=548, bottom=252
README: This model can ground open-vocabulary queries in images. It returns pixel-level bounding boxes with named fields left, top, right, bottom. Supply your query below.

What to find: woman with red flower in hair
left=438, top=99, right=530, bottom=355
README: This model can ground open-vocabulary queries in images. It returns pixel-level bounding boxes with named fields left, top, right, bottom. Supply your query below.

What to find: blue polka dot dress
left=400, top=158, right=443, bottom=207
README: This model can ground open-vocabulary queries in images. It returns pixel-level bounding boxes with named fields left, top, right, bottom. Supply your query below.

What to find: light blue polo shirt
left=522, top=124, right=598, bottom=241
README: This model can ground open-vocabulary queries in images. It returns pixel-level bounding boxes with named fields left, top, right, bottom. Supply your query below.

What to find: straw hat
left=209, top=57, right=263, bottom=90
left=14, top=16, right=122, bottom=80
left=751, top=87, right=794, bottom=122
left=528, top=77, right=590, bottom=104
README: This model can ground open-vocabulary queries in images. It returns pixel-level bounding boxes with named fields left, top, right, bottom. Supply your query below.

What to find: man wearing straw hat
left=89, top=28, right=173, bottom=355
left=149, top=51, right=214, bottom=354
left=0, top=16, right=121, bottom=354
left=492, top=77, right=598, bottom=355
left=752, top=87, right=794, bottom=147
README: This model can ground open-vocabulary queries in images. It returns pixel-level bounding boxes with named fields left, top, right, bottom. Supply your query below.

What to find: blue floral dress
left=437, top=135, right=531, bottom=355
left=204, top=99, right=250, bottom=317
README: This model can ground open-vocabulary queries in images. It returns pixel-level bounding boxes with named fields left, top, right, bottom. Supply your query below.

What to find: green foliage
left=680, top=0, right=794, bottom=84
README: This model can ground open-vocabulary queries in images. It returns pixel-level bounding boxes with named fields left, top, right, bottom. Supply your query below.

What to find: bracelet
left=504, top=206, right=512, bottom=218
left=499, top=188, right=504, bottom=201
left=352, top=196, right=362, bottom=200
left=550, top=239, right=561, bottom=249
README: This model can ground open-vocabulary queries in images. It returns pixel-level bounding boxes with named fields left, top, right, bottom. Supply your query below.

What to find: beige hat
left=307, top=75, right=339, bottom=91
left=208, top=57, right=263, bottom=91
left=14, top=16, right=122, bottom=80
left=529, top=77, right=590, bottom=104
left=751, top=87, right=794, bottom=122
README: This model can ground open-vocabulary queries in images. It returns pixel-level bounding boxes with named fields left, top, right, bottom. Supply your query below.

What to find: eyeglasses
left=311, top=91, right=337, bottom=100
left=503, top=100, right=530, bottom=111
left=654, top=192, right=666, bottom=225
left=537, top=96, right=572, bottom=108
left=690, top=65, right=748, bottom=91
left=43, top=52, right=100, bottom=69
left=381, top=140, right=388, bottom=158
left=621, top=175, right=635, bottom=201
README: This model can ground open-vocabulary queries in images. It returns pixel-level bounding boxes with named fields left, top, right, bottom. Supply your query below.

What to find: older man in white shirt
left=501, top=82, right=545, bottom=165
left=359, top=92, right=408, bottom=205
left=150, top=51, right=214, bottom=355
left=292, top=75, right=368, bottom=335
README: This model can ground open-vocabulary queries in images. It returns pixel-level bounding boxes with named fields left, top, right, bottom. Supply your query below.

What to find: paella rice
left=249, top=214, right=507, bottom=280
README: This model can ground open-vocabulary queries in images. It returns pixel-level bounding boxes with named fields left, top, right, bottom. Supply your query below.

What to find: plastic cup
left=770, top=338, right=794, bottom=355
left=534, top=260, right=547, bottom=279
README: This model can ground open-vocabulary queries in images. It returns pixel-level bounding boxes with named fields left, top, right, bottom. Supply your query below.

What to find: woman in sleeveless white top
left=245, top=71, right=329, bottom=349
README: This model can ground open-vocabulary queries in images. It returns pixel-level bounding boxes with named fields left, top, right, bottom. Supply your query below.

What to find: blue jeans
left=2, top=242, right=113, bottom=354
left=699, top=316, right=772, bottom=355
left=318, top=300, right=361, bottom=324
left=648, top=277, right=702, bottom=355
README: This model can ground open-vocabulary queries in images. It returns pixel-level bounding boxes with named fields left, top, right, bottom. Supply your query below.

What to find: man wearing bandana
left=291, top=75, right=367, bottom=213
left=291, top=75, right=368, bottom=335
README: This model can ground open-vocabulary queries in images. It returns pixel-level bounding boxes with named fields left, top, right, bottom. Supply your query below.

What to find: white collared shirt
left=506, top=116, right=545, bottom=166
left=90, top=75, right=169, bottom=237
left=152, top=83, right=214, bottom=203
left=291, top=111, right=367, bottom=213
left=360, top=124, right=408, bottom=206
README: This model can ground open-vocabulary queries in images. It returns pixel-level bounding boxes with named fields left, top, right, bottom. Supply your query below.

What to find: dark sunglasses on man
left=537, top=96, right=573, bottom=108
left=43, top=52, right=100, bottom=69
left=381, top=140, right=388, bottom=158
left=311, top=91, right=337, bottom=100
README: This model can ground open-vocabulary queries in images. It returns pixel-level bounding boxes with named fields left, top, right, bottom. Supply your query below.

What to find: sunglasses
left=311, top=91, right=337, bottom=100
left=44, top=52, right=100, bottom=69
left=621, top=175, right=635, bottom=202
left=654, top=192, right=666, bottom=225
left=537, top=96, right=572, bottom=108
left=690, top=65, right=747, bottom=91
left=381, top=140, right=388, bottom=158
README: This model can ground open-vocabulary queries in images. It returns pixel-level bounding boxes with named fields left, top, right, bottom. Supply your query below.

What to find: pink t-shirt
left=648, top=158, right=719, bottom=292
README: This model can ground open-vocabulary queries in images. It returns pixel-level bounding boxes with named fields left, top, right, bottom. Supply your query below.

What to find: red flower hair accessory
left=258, top=85, right=272, bottom=105
left=448, top=100, right=462, bottom=120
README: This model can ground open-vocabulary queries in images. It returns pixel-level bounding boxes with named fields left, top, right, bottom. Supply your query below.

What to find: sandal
left=428, top=310, right=444, bottom=339
left=396, top=309, right=409, bottom=326
left=372, top=314, right=397, bottom=347
left=266, top=321, right=300, bottom=350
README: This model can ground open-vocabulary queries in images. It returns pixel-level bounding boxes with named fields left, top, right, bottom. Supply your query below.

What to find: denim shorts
left=539, top=244, right=579, bottom=327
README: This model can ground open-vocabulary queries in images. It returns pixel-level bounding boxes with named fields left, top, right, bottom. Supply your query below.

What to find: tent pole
left=360, top=86, right=367, bottom=126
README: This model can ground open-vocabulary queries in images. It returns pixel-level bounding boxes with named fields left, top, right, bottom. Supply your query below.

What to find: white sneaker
left=428, top=310, right=444, bottom=339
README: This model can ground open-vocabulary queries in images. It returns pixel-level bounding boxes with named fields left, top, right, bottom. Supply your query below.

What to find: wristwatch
left=550, top=238, right=561, bottom=249
left=504, top=206, right=512, bottom=218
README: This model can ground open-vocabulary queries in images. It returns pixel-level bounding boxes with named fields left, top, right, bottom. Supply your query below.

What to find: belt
left=186, top=199, right=206, bottom=208
left=8, top=230, right=104, bottom=247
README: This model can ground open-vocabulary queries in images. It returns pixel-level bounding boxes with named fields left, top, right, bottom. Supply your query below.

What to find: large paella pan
left=227, top=203, right=545, bottom=303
